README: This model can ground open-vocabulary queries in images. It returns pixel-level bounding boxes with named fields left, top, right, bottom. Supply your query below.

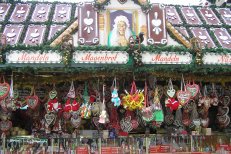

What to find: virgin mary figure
left=108, top=15, right=134, bottom=46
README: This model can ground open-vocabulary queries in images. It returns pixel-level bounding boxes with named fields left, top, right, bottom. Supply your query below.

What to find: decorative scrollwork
left=190, top=37, right=203, bottom=65
left=60, top=34, right=74, bottom=66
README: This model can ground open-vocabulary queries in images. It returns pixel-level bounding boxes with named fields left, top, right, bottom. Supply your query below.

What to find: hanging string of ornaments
left=0, top=74, right=230, bottom=138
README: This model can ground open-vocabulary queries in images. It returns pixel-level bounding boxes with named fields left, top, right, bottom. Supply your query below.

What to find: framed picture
left=106, top=9, right=138, bottom=46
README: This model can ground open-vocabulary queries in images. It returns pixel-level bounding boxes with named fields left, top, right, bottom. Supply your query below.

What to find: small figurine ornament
left=111, top=89, right=121, bottom=107
left=99, top=110, right=107, bottom=124
left=111, top=77, right=121, bottom=107
left=98, top=84, right=109, bottom=124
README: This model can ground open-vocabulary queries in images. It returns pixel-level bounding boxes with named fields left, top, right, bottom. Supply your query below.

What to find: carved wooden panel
left=78, top=2, right=99, bottom=45
left=75, top=4, right=78, bottom=18
left=165, top=6, right=182, bottom=25
left=3, top=24, right=24, bottom=45
left=52, top=4, right=71, bottom=23
left=147, top=4, right=167, bottom=45
left=9, top=3, right=31, bottom=23
left=48, top=24, right=66, bottom=40
left=216, top=8, right=231, bottom=25
left=180, top=7, right=202, bottom=25
left=190, top=27, right=216, bottom=48
left=212, top=28, right=231, bottom=49
left=0, top=3, right=11, bottom=21
left=23, top=24, right=46, bottom=46
left=31, top=3, right=51, bottom=22
left=175, top=27, right=189, bottom=38
left=199, top=8, right=221, bottom=25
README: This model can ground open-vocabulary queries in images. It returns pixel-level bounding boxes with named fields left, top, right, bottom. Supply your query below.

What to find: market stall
left=0, top=0, right=230, bottom=153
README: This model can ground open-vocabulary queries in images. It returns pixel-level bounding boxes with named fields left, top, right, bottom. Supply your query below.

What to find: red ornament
left=89, top=94, right=96, bottom=103
left=47, top=98, right=62, bottom=112
left=165, top=97, right=180, bottom=111
left=64, top=98, right=80, bottom=112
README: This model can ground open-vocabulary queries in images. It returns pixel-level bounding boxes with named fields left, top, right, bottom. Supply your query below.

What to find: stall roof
left=0, top=1, right=231, bottom=83
left=0, top=1, right=230, bottom=49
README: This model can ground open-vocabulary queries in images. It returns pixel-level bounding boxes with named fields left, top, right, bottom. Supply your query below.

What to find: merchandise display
left=0, top=0, right=230, bottom=154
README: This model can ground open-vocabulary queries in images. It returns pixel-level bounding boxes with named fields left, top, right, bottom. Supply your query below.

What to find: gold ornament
left=190, top=37, right=203, bottom=65
left=50, top=20, right=78, bottom=47
left=166, top=21, right=191, bottom=48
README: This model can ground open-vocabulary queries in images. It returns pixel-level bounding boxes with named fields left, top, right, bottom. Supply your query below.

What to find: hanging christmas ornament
left=26, top=86, right=39, bottom=110
left=221, top=96, right=230, bottom=107
left=120, top=116, right=133, bottom=132
left=64, top=81, right=80, bottom=112
left=5, top=75, right=17, bottom=111
left=165, top=79, right=180, bottom=111
left=167, top=79, right=175, bottom=98
left=67, top=81, right=75, bottom=98
left=198, top=85, right=211, bottom=110
left=189, top=103, right=201, bottom=130
left=165, top=97, right=180, bottom=111
left=201, top=118, right=209, bottom=128
left=93, top=117, right=100, bottom=129
left=0, top=76, right=10, bottom=100
left=108, top=107, right=120, bottom=130
left=141, top=81, right=155, bottom=122
left=99, top=84, right=109, bottom=124
left=91, top=81, right=102, bottom=116
left=210, top=83, right=219, bottom=106
left=49, top=89, right=57, bottom=99
left=80, top=82, right=91, bottom=119
left=176, top=75, right=191, bottom=106
left=44, top=112, right=56, bottom=126
left=47, top=84, right=62, bottom=112
left=185, top=81, right=199, bottom=99
left=70, top=112, right=81, bottom=128
left=122, top=81, right=144, bottom=110
left=111, top=77, right=121, bottom=107
left=0, top=120, right=12, bottom=132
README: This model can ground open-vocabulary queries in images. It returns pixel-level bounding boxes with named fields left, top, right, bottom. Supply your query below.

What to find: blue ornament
left=111, top=89, right=121, bottom=107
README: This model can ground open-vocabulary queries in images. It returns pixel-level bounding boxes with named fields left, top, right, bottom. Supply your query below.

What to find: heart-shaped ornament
left=71, top=116, right=81, bottom=128
left=141, top=106, right=155, bottom=122
left=218, top=106, right=229, bottom=116
left=45, top=113, right=56, bottom=126
left=217, top=115, right=227, bottom=124
left=26, top=95, right=39, bottom=110
left=49, top=90, right=57, bottom=99
left=201, top=118, right=209, bottom=128
left=222, top=96, right=230, bottom=106
left=164, top=85, right=178, bottom=98
left=120, top=116, right=133, bottom=132
left=0, top=83, right=10, bottom=100
left=63, top=112, right=71, bottom=120
left=167, top=89, right=175, bottom=98
left=185, top=83, right=199, bottom=99
left=176, top=90, right=191, bottom=106
left=0, top=120, right=12, bottom=132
